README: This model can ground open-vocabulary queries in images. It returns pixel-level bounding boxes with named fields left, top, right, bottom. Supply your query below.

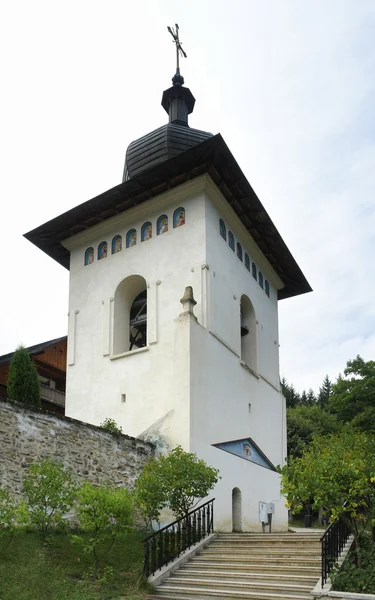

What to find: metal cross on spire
left=167, top=23, right=187, bottom=76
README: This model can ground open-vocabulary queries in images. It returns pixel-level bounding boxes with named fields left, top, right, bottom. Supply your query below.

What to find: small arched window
left=265, top=280, right=270, bottom=297
left=126, top=229, right=137, bottom=248
left=244, top=253, right=250, bottom=271
left=113, top=275, right=147, bottom=355
left=219, top=219, right=227, bottom=241
left=84, top=247, right=94, bottom=266
left=98, top=241, right=108, bottom=260
left=157, top=215, right=168, bottom=235
left=240, top=295, right=257, bottom=372
left=237, top=243, right=243, bottom=262
left=141, top=222, right=152, bottom=242
left=228, top=231, right=235, bottom=251
left=173, top=207, right=185, bottom=228
left=112, top=235, right=122, bottom=254
left=252, top=262, right=257, bottom=280
left=258, top=271, right=264, bottom=289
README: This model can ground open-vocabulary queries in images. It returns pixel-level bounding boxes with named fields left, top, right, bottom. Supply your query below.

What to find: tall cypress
left=7, top=345, right=41, bottom=408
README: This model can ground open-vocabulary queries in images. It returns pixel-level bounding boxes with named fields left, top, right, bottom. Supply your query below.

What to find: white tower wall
left=64, top=175, right=288, bottom=531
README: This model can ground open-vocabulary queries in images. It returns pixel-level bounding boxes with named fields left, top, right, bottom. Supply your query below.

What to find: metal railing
left=144, top=498, right=214, bottom=577
left=321, top=515, right=351, bottom=586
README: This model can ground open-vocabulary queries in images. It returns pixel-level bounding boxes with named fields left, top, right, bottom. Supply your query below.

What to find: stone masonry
left=0, top=398, right=154, bottom=499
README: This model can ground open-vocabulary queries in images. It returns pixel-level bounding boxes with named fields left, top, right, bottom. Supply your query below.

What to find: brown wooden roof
left=24, top=134, right=311, bottom=300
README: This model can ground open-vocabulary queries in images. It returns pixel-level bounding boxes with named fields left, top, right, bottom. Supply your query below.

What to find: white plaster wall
left=186, top=189, right=287, bottom=531
left=65, top=183, right=207, bottom=449
left=64, top=175, right=288, bottom=531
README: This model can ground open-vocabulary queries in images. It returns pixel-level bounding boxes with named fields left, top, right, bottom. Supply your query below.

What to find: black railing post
left=151, top=534, right=157, bottom=576
left=144, top=538, right=150, bottom=577
left=143, top=498, right=215, bottom=577
left=321, top=514, right=351, bottom=587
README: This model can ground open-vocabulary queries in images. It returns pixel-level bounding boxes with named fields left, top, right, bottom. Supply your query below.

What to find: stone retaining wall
left=0, top=398, right=154, bottom=498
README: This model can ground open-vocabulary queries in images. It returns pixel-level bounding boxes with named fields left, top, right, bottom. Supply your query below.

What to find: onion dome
left=123, top=72, right=213, bottom=182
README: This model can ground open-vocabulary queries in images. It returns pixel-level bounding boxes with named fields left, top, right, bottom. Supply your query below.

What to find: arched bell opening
left=240, top=295, right=257, bottom=371
left=129, top=289, right=147, bottom=350
left=232, top=487, right=242, bottom=532
left=113, top=275, right=147, bottom=355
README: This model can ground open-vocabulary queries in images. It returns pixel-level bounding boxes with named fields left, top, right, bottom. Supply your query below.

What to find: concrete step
left=199, top=552, right=320, bottom=562
left=189, top=560, right=320, bottom=575
left=161, top=577, right=313, bottom=595
left=204, top=545, right=319, bottom=553
left=153, top=584, right=312, bottom=599
left=177, top=568, right=319, bottom=585
left=212, top=539, right=321, bottom=547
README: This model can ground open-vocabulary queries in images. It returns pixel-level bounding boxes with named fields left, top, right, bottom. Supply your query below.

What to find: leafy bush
left=99, top=418, right=123, bottom=435
left=23, top=459, right=77, bottom=535
left=72, top=483, right=134, bottom=579
left=134, top=445, right=220, bottom=524
left=0, top=488, right=25, bottom=553
left=331, top=545, right=375, bottom=593
left=7, top=345, right=41, bottom=407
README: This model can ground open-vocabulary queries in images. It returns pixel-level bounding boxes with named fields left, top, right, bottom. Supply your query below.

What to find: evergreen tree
left=307, top=388, right=316, bottom=405
left=281, top=378, right=301, bottom=408
left=300, top=390, right=308, bottom=406
left=7, top=346, right=41, bottom=408
left=318, top=375, right=333, bottom=409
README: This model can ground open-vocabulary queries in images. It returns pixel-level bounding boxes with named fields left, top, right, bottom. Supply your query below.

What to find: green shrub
left=7, top=345, right=41, bottom=407
left=331, top=545, right=375, bottom=593
left=0, top=489, right=17, bottom=553
left=99, top=418, right=123, bottom=435
left=134, top=445, right=220, bottom=525
left=23, top=459, right=77, bottom=535
left=72, top=483, right=134, bottom=579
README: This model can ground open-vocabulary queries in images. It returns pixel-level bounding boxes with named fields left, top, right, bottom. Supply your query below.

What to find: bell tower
left=24, top=27, right=311, bottom=531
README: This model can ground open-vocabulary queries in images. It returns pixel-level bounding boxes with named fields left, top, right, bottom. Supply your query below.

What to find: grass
left=0, top=530, right=152, bottom=600
left=289, top=516, right=326, bottom=529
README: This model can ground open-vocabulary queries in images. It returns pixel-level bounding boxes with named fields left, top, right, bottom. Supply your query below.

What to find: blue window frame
left=258, top=271, right=264, bottom=289
left=237, top=242, right=243, bottom=261
left=219, top=219, right=226, bottom=241
left=228, top=231, right=235, bottom=251
left=252, top=262, right=257, bottom=280
left=244, top=253, right=250, bottom=271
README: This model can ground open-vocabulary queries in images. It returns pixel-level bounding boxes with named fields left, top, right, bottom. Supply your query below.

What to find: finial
left=179, top=286, right=197, bottom=320
left=167, top=23, right=187, bottom=86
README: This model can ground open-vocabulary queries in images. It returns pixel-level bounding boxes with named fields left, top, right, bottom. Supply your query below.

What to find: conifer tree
left=7, top=346, right=41, bottom=408
left=318, top=374, right=333, bottom=409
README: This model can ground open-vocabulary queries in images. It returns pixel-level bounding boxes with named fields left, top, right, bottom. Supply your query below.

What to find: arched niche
left=240, top=295, right=257, bottom=372
left=113, top=275, right=147, bottom=355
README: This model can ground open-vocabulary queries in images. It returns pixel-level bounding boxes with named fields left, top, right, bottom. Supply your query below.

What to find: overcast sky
left=1, top=0, right=374, bottom=394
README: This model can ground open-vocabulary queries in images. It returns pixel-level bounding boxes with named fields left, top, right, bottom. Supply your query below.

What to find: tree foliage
left=279, top=431, right=375, bottom=562
left=23, top=459, right=77, bottom=535
left=99, top=418, right=123, bottom=436
left=0, top=488, right=27, bottom=554
left=287, top=405, right=339, bottom=458
left=327, top=356, right=375, bottom=433
left=134, top=446, right=220, bottom=524
left=7, top=345, right=41, bottom=408
left=72, top=483, right=134, bottom=579
left=318, top=375, right=333, bottom=409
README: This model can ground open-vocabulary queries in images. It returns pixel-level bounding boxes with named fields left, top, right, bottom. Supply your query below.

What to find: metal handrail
left=321, top=513, right=351, bottom=586
left=144, top=498, right=215, bottom=577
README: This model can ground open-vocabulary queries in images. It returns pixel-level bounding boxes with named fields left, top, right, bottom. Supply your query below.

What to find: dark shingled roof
left=123, top=123, right=213, bottom=181
left=24, top=134, right=312, bottom=300
left=0, top=336, right=67, bottom=365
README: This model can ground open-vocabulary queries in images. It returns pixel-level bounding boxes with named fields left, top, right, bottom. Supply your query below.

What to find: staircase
left=150, top=531, right=322, bottom=599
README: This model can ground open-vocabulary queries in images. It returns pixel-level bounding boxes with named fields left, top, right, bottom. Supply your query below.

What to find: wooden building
left=0, top=336, right=67, bottom=414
